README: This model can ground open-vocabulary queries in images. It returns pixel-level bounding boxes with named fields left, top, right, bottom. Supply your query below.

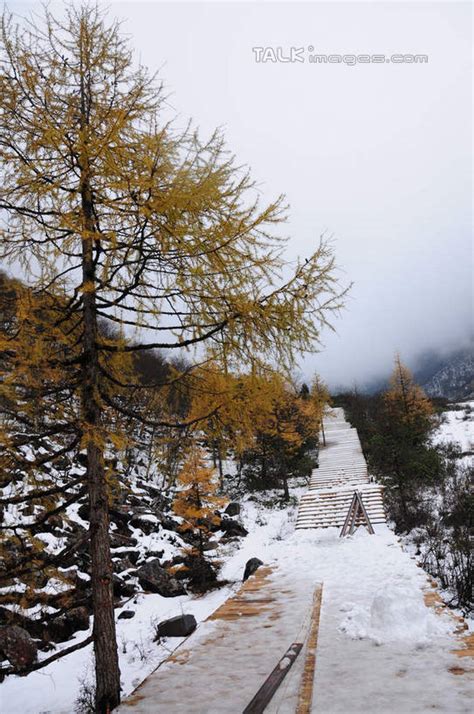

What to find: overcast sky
left=11, top=1, right=473, bottom=388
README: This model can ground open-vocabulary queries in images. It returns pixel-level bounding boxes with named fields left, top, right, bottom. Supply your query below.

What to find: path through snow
left=117, top=409, right=472, bottom=713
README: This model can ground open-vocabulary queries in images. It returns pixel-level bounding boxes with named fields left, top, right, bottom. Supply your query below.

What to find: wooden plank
left=355, top=491, right=375, bottom=534
left=339, top=493, right=357, bottom=537
left=242, top=642, right=303, bottom=714
left=296, top=585, right=323, bottom=714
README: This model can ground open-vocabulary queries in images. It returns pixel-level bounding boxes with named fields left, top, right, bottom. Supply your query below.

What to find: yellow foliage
left=172, top=446, right=224, bottom=555
left=384, top=354, right=433, bottom=424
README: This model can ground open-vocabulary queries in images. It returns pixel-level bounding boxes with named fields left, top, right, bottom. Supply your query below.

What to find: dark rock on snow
left=157, top=513, right=181, bottom=532
left=129, top=514, right=158, bottom=535
left=48, top=606, right=89, bottom=643
left=109, top=508, right=132, bottom=527
left=201, top=540, right=218, bottom=551
left=109, top=533, right=138, bottom=549
left=136, top=559, right=186, bottom=597
left=156, top=614, right=197, bottom=638
left=224, top=502, right=241, bottom=517
left=118, top=610, right=135, bottom=620
left=112, top=556, right=137, bottom=573
left=112, top=575, right=136, bottom=598
left=243, top=558, right=263, bottom=582
left=77, top=502, right=89, bottom=521
left=0, top=625, right=38, bottom=669
left=220, top=518, right=248, bottom=538
left=173, top=555, right=218, bottom=593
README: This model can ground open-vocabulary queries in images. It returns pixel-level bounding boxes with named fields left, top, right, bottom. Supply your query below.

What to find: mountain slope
left=422, top=350, right=473, bottom=400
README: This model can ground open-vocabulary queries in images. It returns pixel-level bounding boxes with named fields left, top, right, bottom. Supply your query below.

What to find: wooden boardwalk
left=296, top=408, right=386, bottom=530
left=117, top=567, right=322, bottom=713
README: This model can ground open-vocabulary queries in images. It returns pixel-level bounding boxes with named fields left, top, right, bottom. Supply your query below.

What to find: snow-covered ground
left=112, top=519, right=472, bottom=714
left=434, top=401, right=474, bottom=458
left=114, top=408, right=472, bottom=713
left=0, top=493, right=303, bottom=714
left=2, top=496, right=471, bottom=713
left=1, top=405, right=472, bottom=713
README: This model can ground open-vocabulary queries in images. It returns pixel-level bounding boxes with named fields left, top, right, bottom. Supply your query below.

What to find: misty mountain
left=358, top=345, right=473, bottom=398
left=421, top=348, right=473, bottom=401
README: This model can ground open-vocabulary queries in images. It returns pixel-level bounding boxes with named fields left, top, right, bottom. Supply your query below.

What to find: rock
left=109, top=533, right=138, bottom=549
left=220, top=518, right=248, bottom=538
left=65, top=607, right=89, bottom=632
left=136, top=560, right=186, bottom=597
left=201, top=540, right=218, bottom=552
left=109, top=508, right=132, bottom=527
left=224, top=502, right=241, bottom=517
left=151, top=494, right=171, bottom=511
left=113, top=556, right=137, bottom=574
left=118, top=610, right=135, bottom=620
left=156, top=614, right=197, bottom=638
left=77, top=502, right=89, bottom=521
left=243, top=558, right=264, bottom=582
left=129, top=514, right=159, bottom=536
left=112, top=575, right=136, bottom=598
left=157, top=513, right=181, bottom=532
left=180, top=555, right=218, bottom=593
left=0, top=626, right=38, bottom=669
left=48, top=607, right=89, bottom=643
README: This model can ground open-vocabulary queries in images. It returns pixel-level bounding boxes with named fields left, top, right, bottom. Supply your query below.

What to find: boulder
left=157, top=513, right=181, bottom=532
left=201, top=540, right=218, bottom=552
left=109, top=533, right=138, bottom=549
left=151, top=493, right=172, bottom=512
left=64, top=606, right=89, bottom=632
left=243, top=558, right=264, bottom=582
left=118, top=610, right=135, bottom=620
left=0, top=625, right=38, bottom=669
left=48, top=607, right=89, bottom=643
left=178, top=555, right=218, bottom=593
left=224, top=502, right=241, bottom=517
left=109, top=508, right=132, bottom=528
left=220, top=518, right=248, bottom=538
left=136, top=560, right=186, bottom=597
left=112, top=575, right=136, bottom=598
left=129, top=514, right=159, bottom=536
left=113, top=556, right=137, bottom=574
left=156, top=614, right=197, bottom=639
left=77, top=502, right=89, bottom=521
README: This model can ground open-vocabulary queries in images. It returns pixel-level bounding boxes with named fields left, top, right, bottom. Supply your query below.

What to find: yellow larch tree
left=1, top=4, right=347, bottom=708
left=172, top=447, right=224, bottom=558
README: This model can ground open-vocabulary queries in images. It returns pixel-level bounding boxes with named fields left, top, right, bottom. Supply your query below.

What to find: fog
left=10, top=1, right=473, bottom=388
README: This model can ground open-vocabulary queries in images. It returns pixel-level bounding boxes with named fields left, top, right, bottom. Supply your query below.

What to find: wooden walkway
left=296, top=408, right=386, bottom=530
left=117, top=567, right=322, bottom=713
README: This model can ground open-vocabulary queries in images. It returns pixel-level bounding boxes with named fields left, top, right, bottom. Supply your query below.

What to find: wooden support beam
left=242, top=642, right=303, bottom=714
left=355, top=491, right=375, bottom=535
left=339, top=492, right=357, bottom=537
left=296, top=584, right=323, bottom=714
left=339, top=490, right=375, bottom=536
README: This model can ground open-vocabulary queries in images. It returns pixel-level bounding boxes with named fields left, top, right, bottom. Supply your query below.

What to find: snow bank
left=340, top=580, right=453, bottom=646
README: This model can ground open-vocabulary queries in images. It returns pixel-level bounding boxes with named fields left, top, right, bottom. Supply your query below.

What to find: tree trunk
left=282, top=473, right=290, bottom=502
left=217, top=444, right=224, bottom=490
left=320, top=419, right=326, bottom=447
left=80, top=158, right=120, bottom=711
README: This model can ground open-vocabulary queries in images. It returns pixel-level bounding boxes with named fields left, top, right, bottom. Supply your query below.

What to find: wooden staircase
left=296, top=408, right=386, bottom=530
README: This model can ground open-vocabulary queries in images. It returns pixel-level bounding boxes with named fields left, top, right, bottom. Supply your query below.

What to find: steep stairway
left=296, top=408, right=386, bottom=530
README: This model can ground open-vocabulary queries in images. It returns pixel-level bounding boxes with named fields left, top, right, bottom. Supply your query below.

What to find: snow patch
left=340, top=580, right=453, bottom=646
